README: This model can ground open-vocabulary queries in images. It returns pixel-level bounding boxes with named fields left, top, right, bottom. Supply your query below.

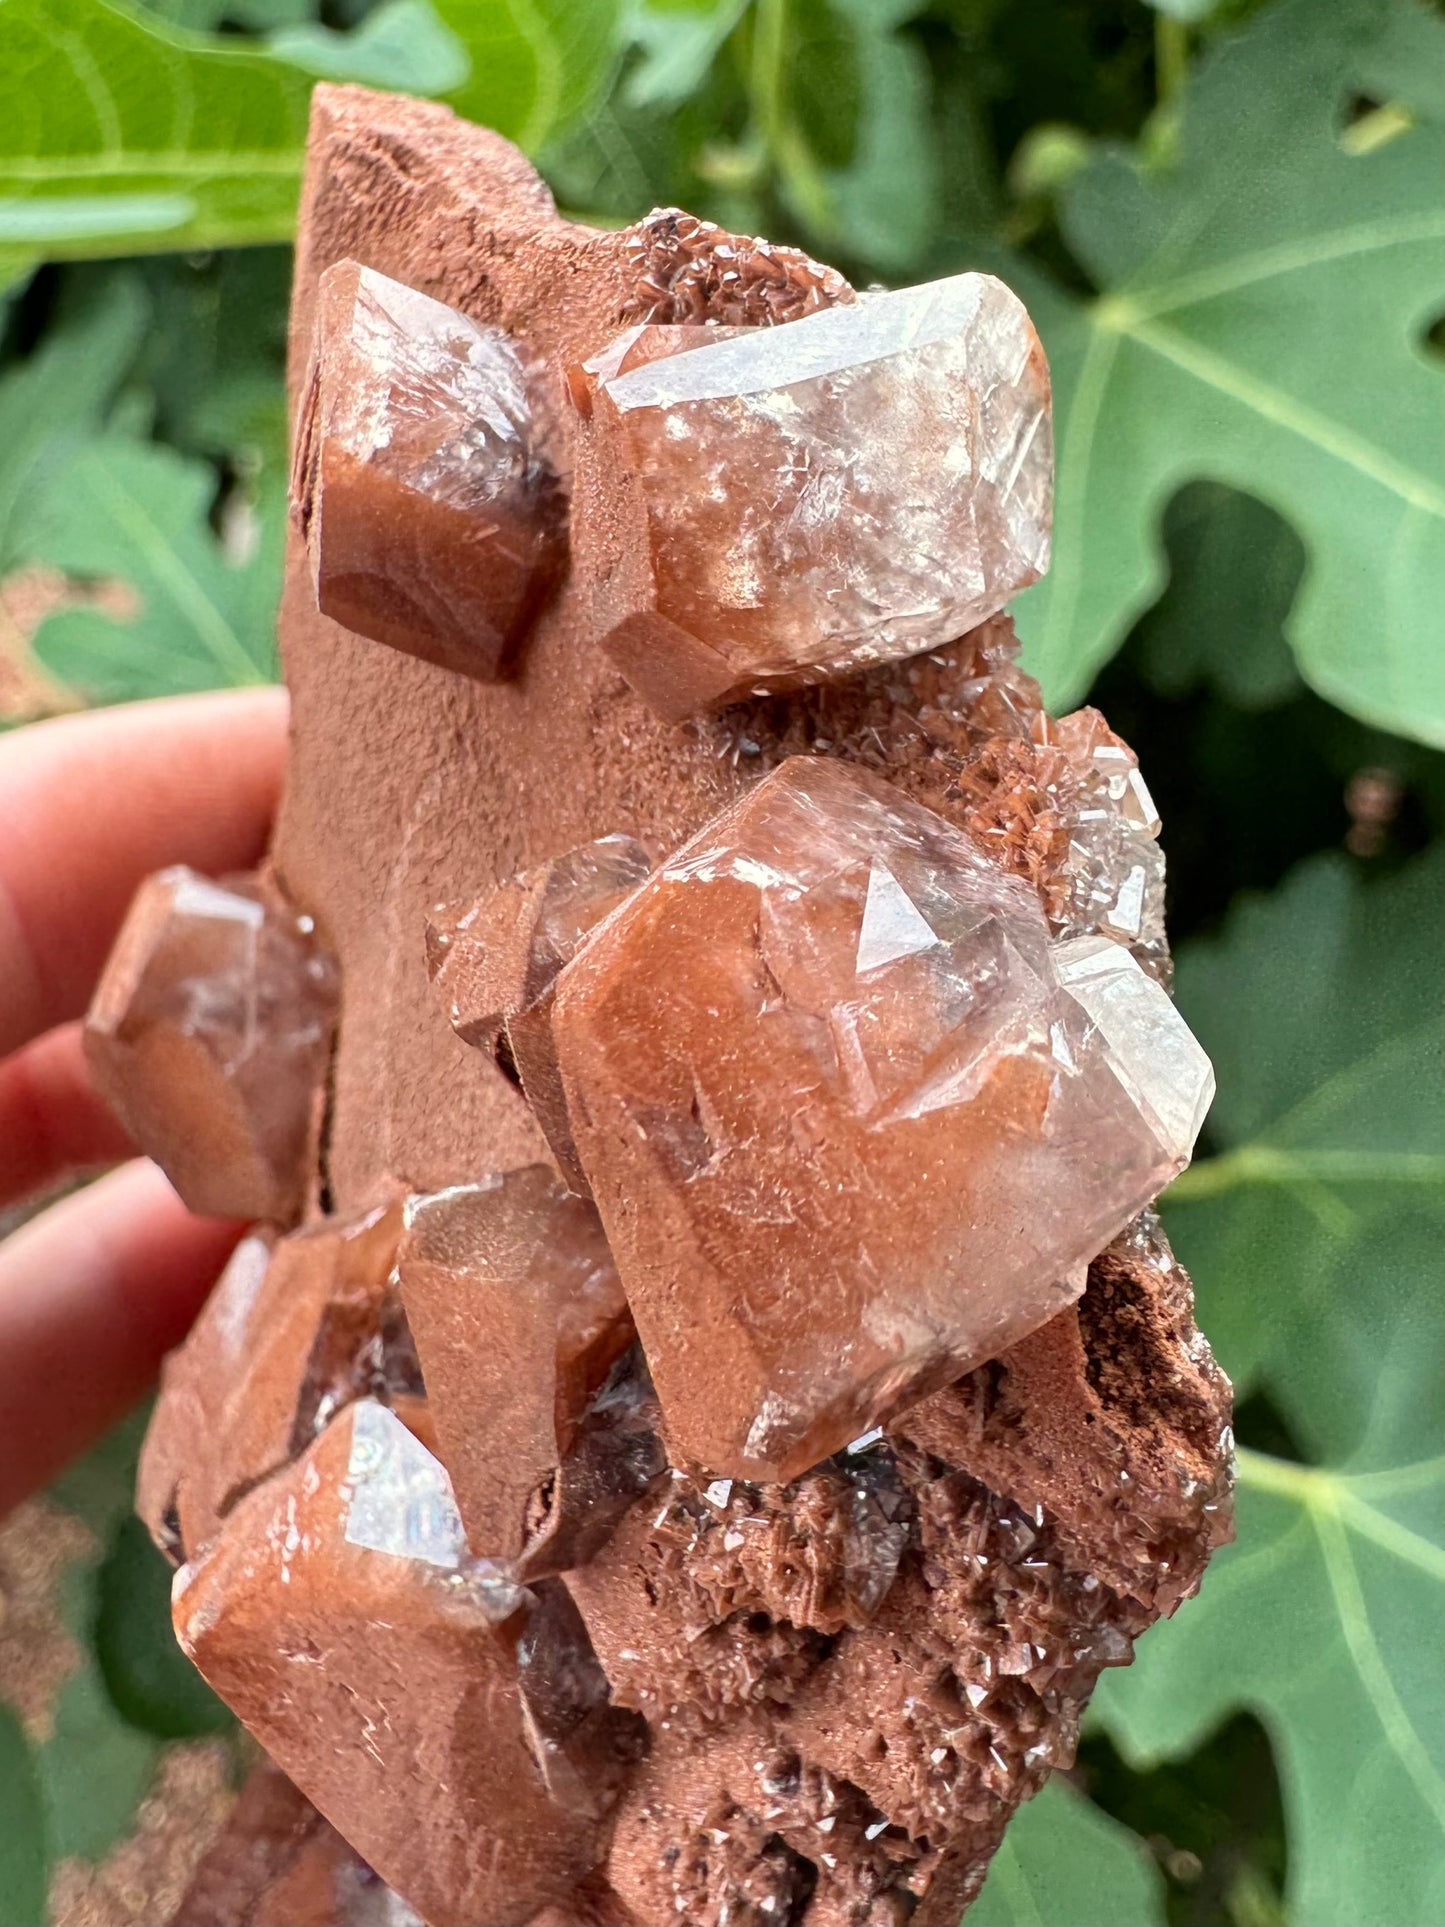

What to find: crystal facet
left=581, top=273, right=1052, bottom=719
left=136, top=1202, right=420, bottom=1561
left=175, top=1401, right=626, bottom=1927
left=293, top=260, right=564, bottom=679
left=84, top=867, right=337, bottom=1223
left=552, top=756, right=1211, bottom=1480
left=396, top=1169, right=634, bottom=1560
left=427, top=837, right=652, bottom=1189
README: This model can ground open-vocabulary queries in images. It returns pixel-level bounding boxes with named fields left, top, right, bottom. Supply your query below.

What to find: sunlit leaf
left=1015, top=0, right=1445, bottom=746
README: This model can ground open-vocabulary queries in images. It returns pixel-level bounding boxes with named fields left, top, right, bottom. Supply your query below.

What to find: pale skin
left=0, top=688, right=289, bottom=1515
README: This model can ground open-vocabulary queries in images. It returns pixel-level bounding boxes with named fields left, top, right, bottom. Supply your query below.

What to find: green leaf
left=0, top=1706, right=47, bottom=1927
left=1013, top=0, right=1445, bottom=747
left=29, top=436, right=282, bottom=701
left=36, top=1558, right=160, bottom=1865
left=0, top=271, right=148, bottom=571
left=1094, top=845, right=1445, bottom=1925
left=625, top=0, right=749, bottom=110
left=1131, top=480, right=1305, bottom=709
left=45, top=1406, right=152, bottom=1544
left=94, top=1516, right=233, bottom=1741
left=435, top=0, right=624, bottom=151
left=270, top=0, right=472, bottom=94
left=969, top=1780, right=1166, bottom=1926
left=0, top=0, right=314, bottom=277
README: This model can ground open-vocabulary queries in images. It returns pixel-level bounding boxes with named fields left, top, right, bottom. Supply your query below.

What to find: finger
left=0, top=1022, right=136, bottom=1210
left=0, top=688, right=289, bottom=1060
left=0, top=1160, right=240, bottom=1516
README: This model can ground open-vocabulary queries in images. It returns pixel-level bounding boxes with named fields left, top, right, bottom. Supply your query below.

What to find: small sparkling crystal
left=84, top=867, right=337, bottom=1223
left=396, top=1168, right=634, bottom=1560
left=293, top=260, right=564, bottom=679
left=581, top=273, right=1051, bottom=719
left=552, top=756, right=1211, bottom=1481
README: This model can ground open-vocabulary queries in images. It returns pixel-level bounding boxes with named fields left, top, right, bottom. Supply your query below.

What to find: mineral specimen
left=104, top=86, right=1235, bottom=1927
left=292, top=259, right=564, bottom=679
left=552, top=755, right=1212, bottom=1481
left=396, top=1168, right=633, bottom=1559
left=176, top=1400, right=630, bottom=1927
left=84, top=866, right=337, bottom=1223
left=579, top=272, right=1052, bottom=719
left=136, top=1200, right=418, bottom=1560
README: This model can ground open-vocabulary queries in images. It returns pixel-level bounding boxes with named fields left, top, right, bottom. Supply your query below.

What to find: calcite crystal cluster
left=86, top=86, right=1233, bottom=1927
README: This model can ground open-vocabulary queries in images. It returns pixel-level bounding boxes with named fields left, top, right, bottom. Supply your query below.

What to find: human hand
left=0, top=689, right=288, bottom=1515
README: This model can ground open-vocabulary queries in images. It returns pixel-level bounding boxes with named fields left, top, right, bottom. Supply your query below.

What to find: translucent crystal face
left=296, top=260, right=564, bottom=679
left=83, top=866, right=337, bottom=1224
left=552, top=757, right=1212, bottom=1481
left=587, top=272, right=1053, bottom=717
left=174, top=1400, right=618, bottom=1927
left=397, top=1169, right=634, bottom=1561
left=343, top=1400, right=469, bottom=1570
left=136, top=1202, right=423, bottom=1563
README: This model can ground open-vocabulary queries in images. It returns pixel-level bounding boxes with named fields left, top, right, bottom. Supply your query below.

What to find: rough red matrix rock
left=84, top=84, right=1233, bottom=1927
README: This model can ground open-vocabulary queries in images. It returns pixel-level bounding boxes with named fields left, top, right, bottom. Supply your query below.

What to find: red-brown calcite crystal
left=427, top=836, right=652, bottom=1190
left=136, top=1200, right=417, bottom=1561
left=103, top=87, right=1236, bottom=1927
left=293, top=259, right=564, bottom=680
left=552, top=755, right=1211, bottom=1481
left=84, top=867, right=337, bottom=1223
left=396, top=1168, right=634, bottom=1559
left=175, top=1400, right=629, bottom=1927
left=575, top=275, right=1051, bottom=720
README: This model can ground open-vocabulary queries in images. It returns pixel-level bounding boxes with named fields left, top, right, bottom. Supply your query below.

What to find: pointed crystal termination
left=551, top=756, right=1213, bottom=1482
left=136, top=1200, right=423, bottom=1562
left=426, top=836, right=652, bottom=1190
left=396, top=1168, right=635, bottom=1561
left=292, top=260, right=565, bottom=681
left=575, top=272, right=1052, bottom=721
left=84, top=867, right=337, bottom=1224
left=174, top=1401, right=628, bottom=1927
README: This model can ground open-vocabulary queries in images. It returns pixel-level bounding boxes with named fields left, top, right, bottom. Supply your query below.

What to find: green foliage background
left=2, top=0, right=1443, bottom=1920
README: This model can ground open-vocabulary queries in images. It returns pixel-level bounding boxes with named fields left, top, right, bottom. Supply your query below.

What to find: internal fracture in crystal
left=578, top=272, right=1052, bottom=719
left=84, top=866, right=337, bottom=1223
left=551, top=756, right=1212, bottom=1481
left=396, top=1168, right=635, bottom=1560
left=293, top=260, right=564, bottom=679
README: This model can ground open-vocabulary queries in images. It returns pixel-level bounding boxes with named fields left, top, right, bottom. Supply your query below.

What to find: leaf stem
left=1155, top=15, right=1189, bottom=108
left=1166, top=1143, right=1445, bottom=1203
left=748, top=0, right=836, bottom=240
